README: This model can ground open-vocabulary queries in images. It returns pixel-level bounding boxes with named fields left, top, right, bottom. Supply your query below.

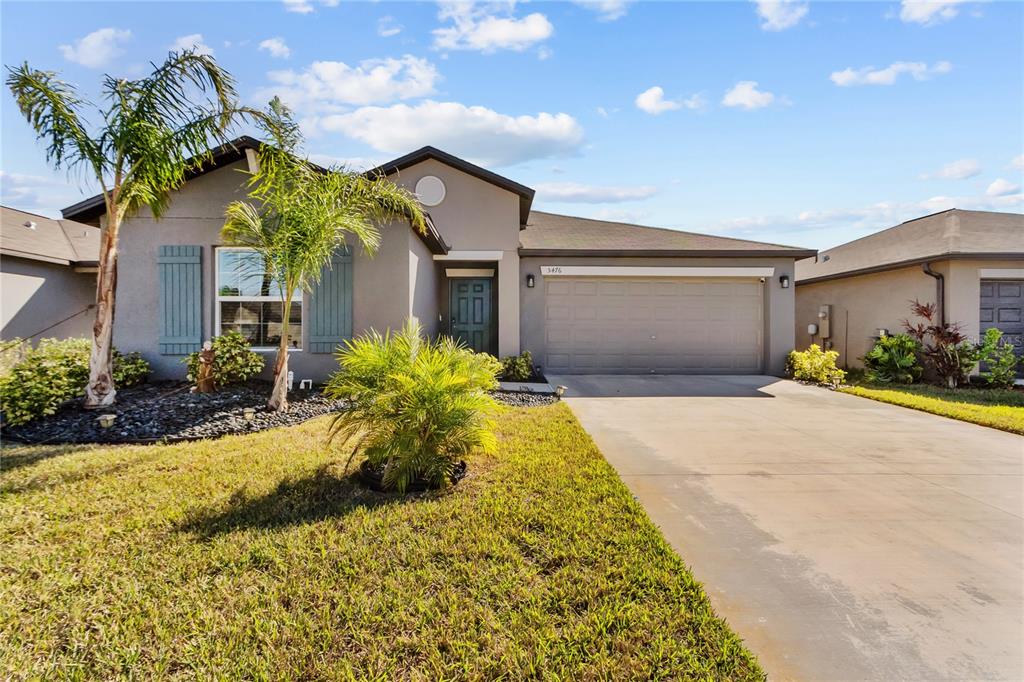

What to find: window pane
left=217, top=249, right=286, bottom=298
left=220, top=301, right=301, bottom=348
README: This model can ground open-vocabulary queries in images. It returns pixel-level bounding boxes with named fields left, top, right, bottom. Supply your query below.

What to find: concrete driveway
left=552, top=375, right=1024, bottom=681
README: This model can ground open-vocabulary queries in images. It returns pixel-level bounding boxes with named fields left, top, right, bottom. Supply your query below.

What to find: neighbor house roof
left=1, top=205, right=100, bottom=266
left=519, top=211, right=817, bottom=258
left=60, top=136, right=449, bottom=255
left=795, top=209, right=1024, bottom=284
left=366, top=146, right=535, bottom=227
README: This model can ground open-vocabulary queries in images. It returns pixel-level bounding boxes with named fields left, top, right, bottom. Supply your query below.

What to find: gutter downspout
left=922, top=262, right=945, bottom=326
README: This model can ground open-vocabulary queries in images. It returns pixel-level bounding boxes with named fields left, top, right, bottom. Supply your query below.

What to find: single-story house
left=61, top=137, right=815, bottom=382
left=795, top=208, right=1024, bottom=368
left=1, top=206, right=99, bottom=342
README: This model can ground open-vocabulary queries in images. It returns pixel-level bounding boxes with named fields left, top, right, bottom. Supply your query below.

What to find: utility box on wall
left=817, top=305, right=832, bottom=339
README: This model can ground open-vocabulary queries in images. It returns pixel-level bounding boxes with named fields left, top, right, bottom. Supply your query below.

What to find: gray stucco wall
left=519, top=256, right=797, bottom=375
left=1, top=255, right=96, bottom=342
left=385, top=158, right=521, bottom=356
left=112, top=160, right=435, bottom=382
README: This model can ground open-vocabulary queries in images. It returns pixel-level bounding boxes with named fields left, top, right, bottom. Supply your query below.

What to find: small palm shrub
left=324, top=320, right=501, bottom=493
left=786, top=344, right=846, bottom=387
left=863, top=334, right=923, bottom=384
left=979, top=328, right=1019, bottom=388
left=500, top=350, right=535, bottom=381
left=0, top=338, right=150, bottom=426
left=184, top=331, right=264, bottom=386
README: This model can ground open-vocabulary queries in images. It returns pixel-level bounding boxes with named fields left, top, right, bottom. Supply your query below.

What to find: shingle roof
left=1, top=206, right=100, bottom=266
left=795, top=209, right=1024, bottom=284
left=519, top=211, right=816, bottom=257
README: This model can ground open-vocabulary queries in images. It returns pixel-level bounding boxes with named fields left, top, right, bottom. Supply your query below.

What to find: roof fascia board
left=519, top=248, right=817, bottom=259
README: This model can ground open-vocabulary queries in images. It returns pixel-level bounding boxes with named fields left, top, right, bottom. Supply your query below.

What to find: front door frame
left=448, top=276, right=497, bottom=355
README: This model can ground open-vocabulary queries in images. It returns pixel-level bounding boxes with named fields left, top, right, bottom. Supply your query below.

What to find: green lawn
left=0, top=404, right=762, bottom=680
left=839, top=382, right=1024, bottom=434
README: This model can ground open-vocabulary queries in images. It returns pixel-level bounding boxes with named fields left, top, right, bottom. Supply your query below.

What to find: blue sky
left=1, top=0, right=1022, bottom=249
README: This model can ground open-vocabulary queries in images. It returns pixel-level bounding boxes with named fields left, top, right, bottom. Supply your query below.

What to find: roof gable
left=366, top=146, right=535, bottom=226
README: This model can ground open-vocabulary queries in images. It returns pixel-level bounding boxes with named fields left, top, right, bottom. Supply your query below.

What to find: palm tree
left=7, top=50, right=252, bottom=408
left=222, top=98, right=426, bottom=411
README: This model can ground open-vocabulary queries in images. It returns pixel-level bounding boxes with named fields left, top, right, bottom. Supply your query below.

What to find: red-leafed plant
left=903, top=300, right=982, bottom=388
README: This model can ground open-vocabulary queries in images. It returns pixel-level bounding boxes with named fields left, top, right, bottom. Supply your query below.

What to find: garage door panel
left=542, top=276, right=764, bottom=374
left=980, top=279, right=1023, bottom=377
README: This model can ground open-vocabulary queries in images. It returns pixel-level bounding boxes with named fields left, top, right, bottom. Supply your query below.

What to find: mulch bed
left=2, top=382, right=558, bottom=446
left=2, top=381, right=344, bottom=446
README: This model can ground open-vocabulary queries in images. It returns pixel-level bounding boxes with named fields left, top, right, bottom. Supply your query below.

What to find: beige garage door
left=544, top=277, right=764, bottom=374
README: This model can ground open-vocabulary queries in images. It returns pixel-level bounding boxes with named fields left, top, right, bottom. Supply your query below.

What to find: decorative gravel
left=492, top=390, right=559, bottom=407
left=2, top=381, right=345, bottom=445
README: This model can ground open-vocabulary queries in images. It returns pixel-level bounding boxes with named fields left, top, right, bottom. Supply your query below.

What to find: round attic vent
left=415, top=175, right=446, bottom=207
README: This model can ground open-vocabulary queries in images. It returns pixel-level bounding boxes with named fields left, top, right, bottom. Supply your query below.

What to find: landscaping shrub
left=0, top=338, right=150, bottom=426
left=862, top=333, right=923, bottom=384
left=324, top=319, right=501, bottom=492
left=979, top=327, right=1019, bottom=389
left=904, top=301, right=982, bottom=388
left=786, top=344, right=846, bottom=387
left=0, top=338, right=29, bottom=379
left=500, top=350, right=535, bottom=381
left=184, top=331, right=264, bottom=387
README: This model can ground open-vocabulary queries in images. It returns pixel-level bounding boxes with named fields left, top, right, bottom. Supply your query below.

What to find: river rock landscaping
left=2, top=381, right=345, bottom=445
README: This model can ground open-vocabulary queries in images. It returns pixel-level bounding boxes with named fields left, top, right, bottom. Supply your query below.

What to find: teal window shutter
left=309, top=247, right=353, bottom=353
left=158, top=245, right=203, bottom=355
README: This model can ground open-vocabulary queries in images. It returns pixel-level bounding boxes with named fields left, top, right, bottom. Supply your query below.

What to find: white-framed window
left=215, top=247, right=302, bottom=351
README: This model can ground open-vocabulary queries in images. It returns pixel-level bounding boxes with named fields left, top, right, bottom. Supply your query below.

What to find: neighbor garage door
left=544, top=277, right=764, bottom=374
left=980, top=279, right=1023, bottom=373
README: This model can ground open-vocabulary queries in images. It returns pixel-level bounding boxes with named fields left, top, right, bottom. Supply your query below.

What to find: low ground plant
left=862, top=333, right=923, bottom=384
left=184, top=331, right=265, bottom=387
left=787, top=344, right=846, bottom=387
left=500, top=350, right=536, bottom=381
left=324, top=320, right=501, bottom=492
left=0, top=338, right=150, bottom=426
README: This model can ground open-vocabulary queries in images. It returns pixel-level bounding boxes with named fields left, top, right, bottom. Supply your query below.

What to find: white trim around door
left=538, top=265, right=775, bottom=278
left=980, top=268, right=1024, bottom=279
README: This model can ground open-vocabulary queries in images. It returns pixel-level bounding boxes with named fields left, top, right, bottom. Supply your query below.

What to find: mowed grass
left=0, top=404, right=762, bottom=680
left=840, top=383, right=1024, bottom=434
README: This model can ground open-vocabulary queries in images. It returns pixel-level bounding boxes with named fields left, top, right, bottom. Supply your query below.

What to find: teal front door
left=449, top=278, right=495, bottom=354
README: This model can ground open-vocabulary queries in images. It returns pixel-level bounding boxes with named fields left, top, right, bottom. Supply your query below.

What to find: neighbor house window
left=216, top=247, right=302, bottom=350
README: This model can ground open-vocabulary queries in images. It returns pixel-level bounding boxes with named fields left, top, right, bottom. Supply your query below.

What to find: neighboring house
left=795, top=209, right=1024, bottom=368
left=61, top=137, right=814, bottom=382
left=1, top=206, right=99, bottom=343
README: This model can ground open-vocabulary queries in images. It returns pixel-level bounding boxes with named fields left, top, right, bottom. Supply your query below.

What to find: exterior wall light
left=779, top=275, right=790, bottom=289
left=526, top=274, right=535, bottom=288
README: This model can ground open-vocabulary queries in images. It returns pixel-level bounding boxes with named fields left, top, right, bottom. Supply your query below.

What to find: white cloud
left=313, top=100, right=584, bottom=167
left=378, top=16, right=403, bottom=37
left=58, top=27, right=131, bottom=68
left=596, top=106, right=609, bottom=118
left=258, top=56, right=440, bottom=110
left=722, top=81, right=776, bottom=109
left=900, top=0, right=971, bottom=25
left=634, top=86, right=704, bottom=115
left=307, top=153, right=385, bottom=171
left=171, top=33, right=214, bottom=57
left=283, top=0, right=338, bottom=13
left=830, top=60, right=952, bottom=86
left=538, top=46, right=553, bottom=60
left=986, top=178, right=1020, bottom=197
left=259, top=37, right=291, bottom=59
left=920, top=158, right=981, bottom=180
left=535, top=182, right=658, bottom=203
left=433, top=2, right=554, bottom=53
left=1011, top=155, right=1024, bottom=171
left=573, top=0, right=632, bottom=21
left=754, top=0, right=809, bottom=31
left=0, top=170, right=90, bottom=216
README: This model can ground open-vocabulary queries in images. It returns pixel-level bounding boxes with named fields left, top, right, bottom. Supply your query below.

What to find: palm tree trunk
left=83, top=218, right=119, bottom=408
left=267, top=296, right=291, bottom=411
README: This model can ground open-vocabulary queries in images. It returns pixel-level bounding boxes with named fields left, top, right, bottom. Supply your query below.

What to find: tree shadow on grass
left=181, top=464, right=424, bottom=538
left=1, top=443, right=99, bottom=473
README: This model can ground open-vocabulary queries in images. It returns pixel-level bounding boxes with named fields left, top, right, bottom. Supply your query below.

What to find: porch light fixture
left=779, top=275, right=790, bottom=289
left=97, top=414, right=116, bottom=428
left=526, top=274, right=535, bottom=288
